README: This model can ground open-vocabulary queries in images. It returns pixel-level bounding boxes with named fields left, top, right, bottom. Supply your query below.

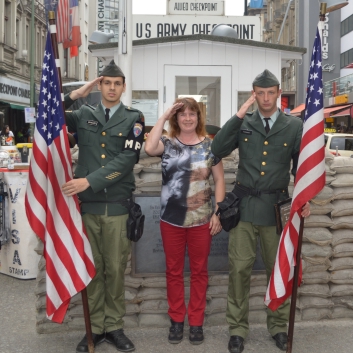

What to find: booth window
left=238, top=92, right=258, bottom=112
left=175, top=76, right=221, bottom=126
left=132, top=90, right=159, bottom=127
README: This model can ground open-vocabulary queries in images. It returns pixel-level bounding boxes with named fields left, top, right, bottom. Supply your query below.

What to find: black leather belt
left=233, top=183, right=288, bottom=198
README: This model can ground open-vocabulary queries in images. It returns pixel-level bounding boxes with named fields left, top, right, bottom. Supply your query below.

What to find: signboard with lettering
left=0, top=77, right=30, bottom=105
left=131, top=195, right=265, bottom=277
left=168, top=1, right=224, bottom=16
left=0, top=171, right=40, bottom=279
left=133, top=15, right=260, bottom=41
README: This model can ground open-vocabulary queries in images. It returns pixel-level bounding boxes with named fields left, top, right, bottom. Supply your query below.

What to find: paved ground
left=1, top=273, right=353, bottom=353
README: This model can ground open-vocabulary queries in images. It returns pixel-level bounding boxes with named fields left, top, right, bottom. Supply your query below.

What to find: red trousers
left=160, top=220, right=212, bottom=326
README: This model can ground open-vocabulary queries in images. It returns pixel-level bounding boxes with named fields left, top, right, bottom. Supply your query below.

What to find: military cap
left=99, top=60, right=125, bottom=78
left=252, top=69, right=280, bottom=88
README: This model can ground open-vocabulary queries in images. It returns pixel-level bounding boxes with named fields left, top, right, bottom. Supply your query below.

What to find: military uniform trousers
left=226, top=221, right=290, bottom=339
left=83, top=211, right=130, bottom=334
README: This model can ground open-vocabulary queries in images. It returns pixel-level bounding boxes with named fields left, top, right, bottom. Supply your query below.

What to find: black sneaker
left=76, top=333, right=105, bottom=353
left=168, top=320, right=184, bottom=344
left=189, top=326, right=204, bottom=345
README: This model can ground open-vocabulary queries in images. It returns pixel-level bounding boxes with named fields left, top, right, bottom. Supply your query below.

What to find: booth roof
left=88, top=34, right=307, bottom=55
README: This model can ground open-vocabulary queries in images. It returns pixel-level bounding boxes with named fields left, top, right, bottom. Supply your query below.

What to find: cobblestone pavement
left=1, top=273, right=353, bottom=353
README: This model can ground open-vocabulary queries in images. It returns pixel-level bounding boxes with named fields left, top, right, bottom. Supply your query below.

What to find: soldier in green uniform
left=62, top=60, right=144, bottom=353
left=211, top=70, right=310, bottom=353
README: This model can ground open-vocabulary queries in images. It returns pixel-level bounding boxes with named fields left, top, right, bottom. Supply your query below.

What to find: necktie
left=105, top=108, right=110, bottom=123
left=264, top=118, right=271, bottom=134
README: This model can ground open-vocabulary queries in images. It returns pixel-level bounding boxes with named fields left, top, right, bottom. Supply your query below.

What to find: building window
left=341, top=14, right=353, bottom=37
left=341, top=48, right=353, bottom=69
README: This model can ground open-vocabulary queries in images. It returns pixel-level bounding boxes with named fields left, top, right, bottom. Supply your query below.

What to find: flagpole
left=48, top=10, right=95, bottom=353
left=286, top=5, right=327, bottom=353
left=286, top=214, right=304, bottom=353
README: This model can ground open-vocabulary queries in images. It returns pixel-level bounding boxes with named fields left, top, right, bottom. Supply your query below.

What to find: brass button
left=101, top=143, right=105, bottom=148
left=119, top=133, right=122, bottom=136
left=244, top=138, right=248, bottom=142
left=261, top=172, right=265, bottom=176
left=284, top=143, right=287, bottom=147
left=264, top=141, right=268, bottom=145
left=101, top=154, right=106, bottom=159
left=262, top=162, right=266, bottom=166
left=102, top=132, right=106, bottom=136
left=263, top=151, right=267, bottom=156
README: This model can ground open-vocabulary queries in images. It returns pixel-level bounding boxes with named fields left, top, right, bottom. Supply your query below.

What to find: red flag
left=63, top=0, right=82, bottom=49
left=25, top=32, right=95, bottom=323
left=265, top=22, right=326, bottom=310
left=70, top=45, right=79, bottom=57
left=56, top=0, right=69, bottom=44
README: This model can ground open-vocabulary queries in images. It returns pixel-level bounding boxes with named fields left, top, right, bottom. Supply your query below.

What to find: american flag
left=265, top=22, right=326, bottom=310
left=56, top=0, right=69, bottom=44
left=25, top=32, right=96, bottom=323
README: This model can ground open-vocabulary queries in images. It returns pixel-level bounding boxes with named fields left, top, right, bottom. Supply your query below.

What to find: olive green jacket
left=65, top=95, right=145, bottom=216
left=212, top=109, right=302, bottom=226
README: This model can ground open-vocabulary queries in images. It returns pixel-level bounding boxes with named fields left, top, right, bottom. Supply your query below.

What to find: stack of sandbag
left=290, top=150, right=335, bottom=321
left=327, top=156, right=353, bottom=319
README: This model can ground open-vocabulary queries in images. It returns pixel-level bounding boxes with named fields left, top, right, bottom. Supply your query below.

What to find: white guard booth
left=88, top=34, right=306, bottom=126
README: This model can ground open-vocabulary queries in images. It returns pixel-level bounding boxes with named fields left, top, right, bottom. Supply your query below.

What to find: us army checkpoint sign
left=133, top=15, right=261, bottom=41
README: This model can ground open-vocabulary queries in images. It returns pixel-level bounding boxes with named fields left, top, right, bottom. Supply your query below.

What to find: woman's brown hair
left=168, top=97, right=207, bottom=138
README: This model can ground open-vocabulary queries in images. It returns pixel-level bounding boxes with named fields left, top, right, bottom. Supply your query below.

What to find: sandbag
left=301, top=307, right=331, bottom=320
left=332, top=186, right=353, bottom=200
left=332, top=243, right=353, bottom=258
left=301, top=243, right=332, bottom=258
left=136, top=287, right=167, bottom=301
left=331, top=216, right=353, bottom=229
left=304, top=215, right=333, bottom=228
left=331, top=307, right=353, bottom=319
left=206, top=297, right=227, bottom=314
left=302, top=259, right=330, bottom=273
left=330, top=257, right=353, bottom=271
left=303, top=228, right=332, bottom=246
left=139, top=300, right=169, bottom=314
left=309, top=202, right=333, bottom=215
left=310, top=186, right=333, bottom=205
left=330, top=284, right=353, bottom=297
left=302, top=271, right=330, bottom=284
left=138, top=313, right=170, bottom=328
left=331, top=200, right=353, bottom=217
left=330, top=269, right=353, bottom=284
left=296, top=296, right=333, bottom=310
left=298, top=284, right=330, bottom=298
left=332, top=229, right=353, bottom=246
left=331, top=174, right=353, bottom=188
left=329, top=157, right=353, bottom=174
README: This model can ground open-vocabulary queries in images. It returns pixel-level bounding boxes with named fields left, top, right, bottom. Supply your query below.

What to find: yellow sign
left=325, top=118, right=334, bottom=123
left=334, top=94, right=348, bottom=104
left=324, top=128, right=337, bottom=133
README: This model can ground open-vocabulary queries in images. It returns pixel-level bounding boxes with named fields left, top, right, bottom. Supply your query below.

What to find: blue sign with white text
left=250, top=0, right=264, bottom=9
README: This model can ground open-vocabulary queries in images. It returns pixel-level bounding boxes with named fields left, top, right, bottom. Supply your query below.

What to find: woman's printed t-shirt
left=160, top=136, right=221, bottom=227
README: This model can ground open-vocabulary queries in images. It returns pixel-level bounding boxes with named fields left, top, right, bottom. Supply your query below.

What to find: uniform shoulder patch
left=133, top=122, right=143, bottom=137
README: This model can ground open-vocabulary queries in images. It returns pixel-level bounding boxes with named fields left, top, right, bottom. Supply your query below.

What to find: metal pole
left=30, top=0, right=35, bottom=107
left=244, top=0, right=248, bottom=16
left=277, top=0, right=293, bottom=44
left=286, top=214, right=304, bottom=353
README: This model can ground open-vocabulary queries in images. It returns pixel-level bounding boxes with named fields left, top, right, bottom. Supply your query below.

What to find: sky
left=132, top=0, right=245, bottom=16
